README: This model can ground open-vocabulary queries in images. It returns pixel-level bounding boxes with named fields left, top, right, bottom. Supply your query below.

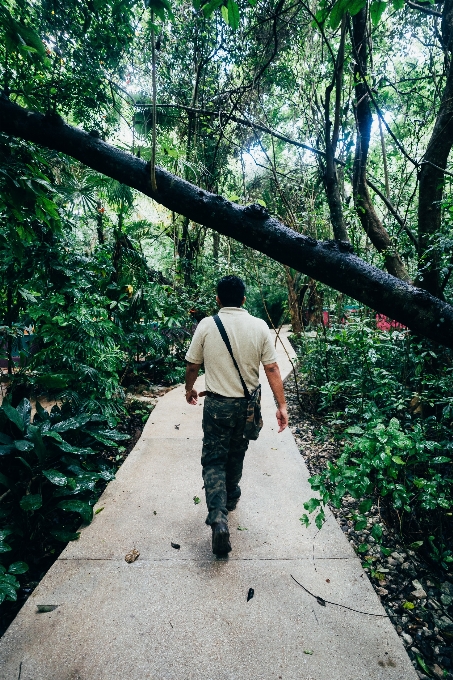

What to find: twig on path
left=290, top=575, right=387, bottom=617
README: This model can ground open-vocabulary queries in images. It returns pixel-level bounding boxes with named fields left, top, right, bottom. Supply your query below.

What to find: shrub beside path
left=0, top=329, right=417, bottom=679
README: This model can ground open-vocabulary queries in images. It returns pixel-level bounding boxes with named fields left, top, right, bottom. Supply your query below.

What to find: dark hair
left=216, top=275, right=246, bottom=307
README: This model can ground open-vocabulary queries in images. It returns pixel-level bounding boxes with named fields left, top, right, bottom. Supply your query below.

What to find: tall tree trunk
left=284, top=266, right=302, bottom=333
left=3, top=97, right=453, bottom=347
left=96, top=201, right=105, bottom=244
left=351, top=9, right=410, bottom=282
left=417, top=0, right=453, bottom=298
left=213, top=232, right=220, bottom=261
left=324, top=18, right=349, bottom=242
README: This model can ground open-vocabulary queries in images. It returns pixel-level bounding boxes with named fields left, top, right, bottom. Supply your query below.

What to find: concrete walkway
left=0, top=330, right=417, bottom=680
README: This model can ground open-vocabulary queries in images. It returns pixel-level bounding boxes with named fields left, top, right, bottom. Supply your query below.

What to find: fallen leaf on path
left=303, top=650, right=314, bottom=655
left=316, top=596, right=326, bottom=607
left=237, top=526, right=248, bottom=531
left=174, top=424, right=180, bottom=430
left=247, top=588, right=254, bottom=602
left=95, top=507, right=104, bottom=515
left=171, top=542, right=180, bottom=550
left=125, top=548, right=140, bottom=563
left=193, top=496, right=200, bottom=504
left=37, top=605, right=58, bottom=613
left=153, top=510, right=157, bottom=515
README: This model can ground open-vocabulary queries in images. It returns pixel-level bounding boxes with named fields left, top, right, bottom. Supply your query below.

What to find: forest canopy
left=1, top=0, right=453, bottom=344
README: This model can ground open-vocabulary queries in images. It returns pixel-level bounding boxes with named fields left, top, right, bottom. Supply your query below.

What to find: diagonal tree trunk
left=351, top=9, right=410, bottom=282
left=417, top=0, right=453, bottom=298
left=1, top=96, right=453, bottom=347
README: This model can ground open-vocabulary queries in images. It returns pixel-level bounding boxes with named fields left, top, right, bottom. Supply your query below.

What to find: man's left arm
left=185, top=362, right=202, bottom=404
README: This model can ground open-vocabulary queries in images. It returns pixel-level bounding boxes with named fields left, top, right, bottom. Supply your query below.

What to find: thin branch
left=290, top=575, right=388, bottom=616
left=367, top=179, right=419, bottom=247
left=143, top=103, right=331, bottom=160
left=406, top=0, right=442, bottom=17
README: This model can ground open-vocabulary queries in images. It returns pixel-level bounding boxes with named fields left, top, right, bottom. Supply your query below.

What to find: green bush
left=293, top=318, right=453, bottom=569
left=0, top=397, right=129, bottom=603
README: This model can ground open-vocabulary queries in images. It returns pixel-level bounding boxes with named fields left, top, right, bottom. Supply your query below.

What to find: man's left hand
left=185, top=388, right=198, bottom=405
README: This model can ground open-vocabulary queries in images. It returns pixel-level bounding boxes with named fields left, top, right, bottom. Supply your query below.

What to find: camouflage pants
left=201, top=395, right=249, bottom=525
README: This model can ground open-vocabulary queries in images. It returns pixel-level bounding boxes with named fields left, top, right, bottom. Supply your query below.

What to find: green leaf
left=14, top=440, right=34, bottom=452
left=371, top=523, right=383, bottom=540
left=43, top=469, right=68, bottom=486
left=403, top=601, right=415, bottom=609
left=416, top=655, right=432, bottom=676
left=0, top=581, right=18, bottom=601
left=20, top=494, right=42, bottom=511
left=54, top=439, right=95, bottom=455
left=346, top=425, right=364, bottom=435
left=357, top=543, right=369, bottom=553
left=88, top=433, right=118, bottom=447
left=410, top=541, right=424, bottom=549
left=221, top=4, right=229, bottom=23
left=431, top=456, right=451, bottom=464
left=0, top=530, right=13, bottom=541
left=355, top=518, right=367, bottom=531
left=36, top=373, right=69, bottom=388
left=202, top=0, right=223, bottom=17
left=0, top=433, right=13, bottom=445
left=370, top=0, right=387, bottom=25
left=57, top=500, right=93, bottom=524
left=359, top=498, right=373, bottom=513
left=27, top=425, right=47, bottom=463
left=299, top=514, right=310, bottom=527
left=0, top=471, right=12, bottom=488
left=2, top=401, right=25, bottom=433
left=52, top=414, right=91, bottom=433
left=392, top=455, right=405, bottom=465
left=329, top=0, right=348, bottom=29
left=348, top=0, right=367, bottom=15
left=227, top=0, right=240, bottom=29
left=193, top=495, right=200, bottom=504
left=303, top=497, right=320, bottom=513
left=8, top=561, right=29, bottom=575
left=315, top=508, right=325, bottom=530
left=50, top=529, right=81, bottom=542
left=0, top=542, right=12, bottom=553
left=90, top=429, right=130, bottom=441
left=392, top=0, right=404, bottom=8
left=16, top=399, right=31, bottom=429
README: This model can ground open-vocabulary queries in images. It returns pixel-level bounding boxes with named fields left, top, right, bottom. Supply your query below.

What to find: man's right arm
left=263, top=362, right=288, bottom=433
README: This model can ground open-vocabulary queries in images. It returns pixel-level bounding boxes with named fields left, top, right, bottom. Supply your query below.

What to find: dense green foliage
left=293, top=321, right=453, bottom=570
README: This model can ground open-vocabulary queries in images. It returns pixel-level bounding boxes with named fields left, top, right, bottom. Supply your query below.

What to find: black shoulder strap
left=213, top=314, right=250, bottom=400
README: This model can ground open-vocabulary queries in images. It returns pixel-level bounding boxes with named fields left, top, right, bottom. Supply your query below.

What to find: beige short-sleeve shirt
left=185, top=307, right=277, bottom=398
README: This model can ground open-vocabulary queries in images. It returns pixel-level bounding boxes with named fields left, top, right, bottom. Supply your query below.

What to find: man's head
left=216, top=275, right=246, bottom=307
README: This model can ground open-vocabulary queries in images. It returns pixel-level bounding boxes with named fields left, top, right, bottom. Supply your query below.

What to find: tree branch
left=1, top=96, right=453, bottom=347
left=406, top=1, right=443, bottom=18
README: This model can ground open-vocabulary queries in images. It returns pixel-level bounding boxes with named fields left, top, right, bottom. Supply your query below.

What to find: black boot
left=211, top=520, right=232, bottom=555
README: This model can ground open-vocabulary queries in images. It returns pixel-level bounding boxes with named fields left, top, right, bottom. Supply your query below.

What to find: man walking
left=185, top=275, right=288, bottom=556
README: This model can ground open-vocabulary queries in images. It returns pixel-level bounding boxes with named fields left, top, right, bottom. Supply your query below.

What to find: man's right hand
left=276, top=405, right=288, bottom=433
